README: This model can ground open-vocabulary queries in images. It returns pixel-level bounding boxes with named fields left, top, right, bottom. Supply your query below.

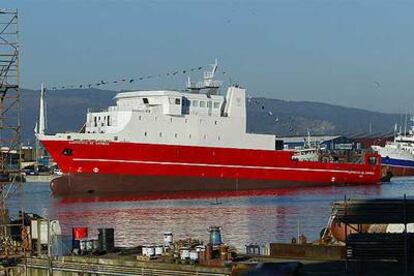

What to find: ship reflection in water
left=12, top=178, right=414, bottom=251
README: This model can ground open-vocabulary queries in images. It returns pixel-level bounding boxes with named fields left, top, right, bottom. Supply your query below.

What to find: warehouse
left=279, top=135, right=360, bottom=151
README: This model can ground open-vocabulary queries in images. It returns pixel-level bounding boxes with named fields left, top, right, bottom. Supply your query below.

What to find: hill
left=20, top=88, right=400, bottom=144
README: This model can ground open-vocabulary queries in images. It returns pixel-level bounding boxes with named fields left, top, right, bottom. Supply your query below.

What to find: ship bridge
left=112, top=90, right=225, bottom=117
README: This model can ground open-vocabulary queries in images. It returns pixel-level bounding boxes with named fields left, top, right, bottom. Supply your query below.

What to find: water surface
left=8, top=178, right=414, bottom=251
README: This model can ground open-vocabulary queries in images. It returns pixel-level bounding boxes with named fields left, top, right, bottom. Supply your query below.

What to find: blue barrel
left=208, top=226, right=222, bottom=246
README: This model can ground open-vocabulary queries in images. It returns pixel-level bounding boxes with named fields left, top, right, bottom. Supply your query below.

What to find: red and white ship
left=38, top=62, right=382, bottom=197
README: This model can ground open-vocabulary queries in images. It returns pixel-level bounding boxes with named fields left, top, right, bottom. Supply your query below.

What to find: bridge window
left=207, top=101, right=212, bottom=108
left=143, top=98, right=149, bottom=104
left=175, top=98, right=181, bottom=105
left=214, top=102, right=220, bottom=108
left=192, top=100, right=198, bottom=107
left=200, top=101, right=206, bottom=108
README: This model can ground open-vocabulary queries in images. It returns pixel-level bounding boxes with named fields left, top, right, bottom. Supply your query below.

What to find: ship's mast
left=38, top=83, right=46, bottom=135
left=187, top=59, right=223, bottom=95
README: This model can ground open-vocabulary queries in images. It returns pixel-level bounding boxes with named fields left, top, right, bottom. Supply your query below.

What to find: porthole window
left=62, top=148, right=73, bottom=156
left=159, top=132, right=162, bottom=137
left=174, top=133, right=178, bottom=138
left=144, top=132, right=147, bottom=136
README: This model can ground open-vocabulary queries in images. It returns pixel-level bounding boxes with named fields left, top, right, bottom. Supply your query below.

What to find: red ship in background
left=37, top=61, right=382, bottom=197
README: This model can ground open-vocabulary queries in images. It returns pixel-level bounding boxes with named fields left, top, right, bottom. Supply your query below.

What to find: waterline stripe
left=73, top=158, right=375, bottom=176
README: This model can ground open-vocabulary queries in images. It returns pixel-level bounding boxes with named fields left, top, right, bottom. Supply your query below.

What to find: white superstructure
left=41, top=63, right=277, bottom=150
left=372, top=119, right=414, bottom=162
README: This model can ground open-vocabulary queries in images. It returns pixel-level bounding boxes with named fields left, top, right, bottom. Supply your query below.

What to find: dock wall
left=2, top=256, right=231, bottom=276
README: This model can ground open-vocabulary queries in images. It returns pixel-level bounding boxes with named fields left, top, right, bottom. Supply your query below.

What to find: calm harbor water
left=7, top=178, right=414, bottom=251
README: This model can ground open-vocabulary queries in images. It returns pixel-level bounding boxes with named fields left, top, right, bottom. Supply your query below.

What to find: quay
left=0, top=251, right=408, bottom=276
left=22, top=255, right=231, bottom=276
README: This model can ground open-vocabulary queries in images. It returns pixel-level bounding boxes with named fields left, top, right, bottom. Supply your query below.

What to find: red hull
left=41, top=140, right=382, bottom=196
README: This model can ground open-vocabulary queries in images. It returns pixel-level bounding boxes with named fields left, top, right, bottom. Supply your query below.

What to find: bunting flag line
left=48, top=64, right=209, bottom=91
left=247, top=92, right=297, bottom=132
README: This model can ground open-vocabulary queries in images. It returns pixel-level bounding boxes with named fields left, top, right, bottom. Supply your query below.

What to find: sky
left=7, top=0, right=414, bottom=113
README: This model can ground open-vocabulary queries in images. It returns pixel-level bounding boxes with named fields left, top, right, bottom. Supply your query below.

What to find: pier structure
left=0, top=9, right=25, bottom=257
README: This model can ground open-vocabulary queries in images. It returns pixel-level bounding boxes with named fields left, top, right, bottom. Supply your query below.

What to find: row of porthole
left=138, top=115, right=218, bottom=125
left=142, top=132, right=221, bottom=141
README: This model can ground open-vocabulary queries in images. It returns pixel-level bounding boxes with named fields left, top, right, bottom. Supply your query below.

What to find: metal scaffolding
left=0, top=8, right=25, bottom=257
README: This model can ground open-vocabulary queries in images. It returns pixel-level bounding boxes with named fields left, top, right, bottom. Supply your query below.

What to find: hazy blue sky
left=9, top=0, right=414, bottom=113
